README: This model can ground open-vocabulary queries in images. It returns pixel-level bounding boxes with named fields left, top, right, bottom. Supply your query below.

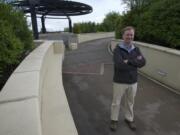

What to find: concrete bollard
left=69, top=42, right=78, bottom=50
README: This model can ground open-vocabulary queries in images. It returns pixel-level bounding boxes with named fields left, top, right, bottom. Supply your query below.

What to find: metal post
left=68, top=16, right=72, bottom=33
left=41, top=15, right=46, bottom=33
left=30, top=5, right=39, bottom=39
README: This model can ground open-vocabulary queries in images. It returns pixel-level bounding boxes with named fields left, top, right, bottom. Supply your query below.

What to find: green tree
left=0, top=2, right=34, bottom=89
left=122, top=0, right=154, bottom=10
left=0, top=2, right=33, bottom=50
left=117, top=0, right=180, bottom=49
left=73, top=22, right=98, bottom=33
left=73, top=23, right=81, bottom=33
left=115, top=16, right=123, bottom=39
left=73, top=12, right=121, bottom=33
left=0, top=21, right=23, bottom=67
left=102, top=12, right=121, bottom=32
left=96, top=23, right=104, bottom=32
left=64, top=27, right=69, bottom=32
left=136, top=0, right=180, bottom=48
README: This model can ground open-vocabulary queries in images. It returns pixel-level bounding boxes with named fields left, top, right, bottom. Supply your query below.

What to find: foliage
left=137, top=0, right=180, bottom=48
left=64, top=27, right=69, bottom=32
left=0, top=3, right=34, bottom=50
left=116, top=0, right=180, bottom=49
left=101, top=12, right=121, bottom=32
left=73, top=12, right=122, bottom=33
left=122, top=0, right=155, bottom=10
left=73, top=23, right=82, bottom=33
left=0, top=2, right=34, bottom=89
left=115, top=16, right=123, bottom=39
left=73, top=21, right=97, bottom=33
left=0, top=20, right=23, bottom=68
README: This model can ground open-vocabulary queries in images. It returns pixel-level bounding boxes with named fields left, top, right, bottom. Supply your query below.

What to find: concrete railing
left=77, top=32, right=114, bottom=43
left=0, top=40, right=78, bottom=135
left=38, top=32, right=114, bottom=50
left=68, top=32, right=114, bottom=50
left=111, top=39, right=180, bottom=94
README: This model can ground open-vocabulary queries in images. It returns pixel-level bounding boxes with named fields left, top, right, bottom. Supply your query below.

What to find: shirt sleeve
left=127, top=47, right=146, bottom=68
left=113, top=47, right=136, bottom=70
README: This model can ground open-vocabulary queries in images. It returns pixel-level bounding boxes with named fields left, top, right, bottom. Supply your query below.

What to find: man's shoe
left=110, top=120, right=118, bottom=131
left=124, top=119, right=136, bottom=131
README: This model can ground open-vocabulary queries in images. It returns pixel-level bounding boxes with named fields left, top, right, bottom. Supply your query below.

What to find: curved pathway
left=62, top=38, right=180, bottom=135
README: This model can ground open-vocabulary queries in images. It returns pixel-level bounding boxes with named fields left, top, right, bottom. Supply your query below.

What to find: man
left=110, top=26, right=146, bottom=131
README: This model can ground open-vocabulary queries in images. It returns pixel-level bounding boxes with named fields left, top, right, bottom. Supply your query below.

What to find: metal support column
left=67, top=16, right=72, bottom=32
left=30, top=5, right=39, bottom=39
left=41, top=15, right=46, bottom=33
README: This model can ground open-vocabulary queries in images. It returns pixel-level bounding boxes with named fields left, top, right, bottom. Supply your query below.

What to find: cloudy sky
left=27, top=0, right=127, bottom=31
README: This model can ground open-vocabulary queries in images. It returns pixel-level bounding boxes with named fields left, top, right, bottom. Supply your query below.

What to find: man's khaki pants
left=111, top=82, right=137, bottom=122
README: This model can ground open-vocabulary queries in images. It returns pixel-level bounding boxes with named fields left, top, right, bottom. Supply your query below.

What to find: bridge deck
left=62, top=38, right=180, bottom=135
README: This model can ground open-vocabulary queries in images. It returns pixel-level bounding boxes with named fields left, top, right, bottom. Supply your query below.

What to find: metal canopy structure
left=10, top=0, right=93, bottom=39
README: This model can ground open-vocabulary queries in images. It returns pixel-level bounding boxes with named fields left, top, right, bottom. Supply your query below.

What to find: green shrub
left=115, top=0, right=180, bottom=49
left=0, top=20, right=23, bottom=68
left=0, top=3, right=34, bottom=50
left=73, top=12, right=121, bottom=33
left=73, top=23, right=81, bottom=34
left=137, top=0, right=180, bottom=48
left=115, top=16, right=123, bottom=39
left=0, top=2, right=34, bottom=89
left=101, top=12, right=121, bottom=32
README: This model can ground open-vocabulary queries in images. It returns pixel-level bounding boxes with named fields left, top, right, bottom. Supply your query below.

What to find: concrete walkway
left=62, top=38, right=180, bottom=135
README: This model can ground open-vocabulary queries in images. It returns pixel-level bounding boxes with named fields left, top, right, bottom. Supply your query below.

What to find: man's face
left=122, top=29, right=135, bottom=44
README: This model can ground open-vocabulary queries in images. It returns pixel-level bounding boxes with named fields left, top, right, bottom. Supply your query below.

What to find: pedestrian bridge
left=0, top=33, right=180, bottom=135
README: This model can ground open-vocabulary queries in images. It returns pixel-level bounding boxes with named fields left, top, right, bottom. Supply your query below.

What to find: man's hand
left=123, top=59, right=128, bottom=64
left=137, top=55, right=142, bottom=60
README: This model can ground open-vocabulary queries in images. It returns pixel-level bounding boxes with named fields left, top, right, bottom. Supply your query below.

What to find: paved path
left=62, top=38, right=180, bottom=135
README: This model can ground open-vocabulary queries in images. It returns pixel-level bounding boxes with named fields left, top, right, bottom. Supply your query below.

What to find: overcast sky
left=27, top=0, right=127, bottom=31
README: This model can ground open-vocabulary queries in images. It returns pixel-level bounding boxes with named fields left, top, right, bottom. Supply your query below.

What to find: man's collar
left=119, top=42, right=135, bottom=52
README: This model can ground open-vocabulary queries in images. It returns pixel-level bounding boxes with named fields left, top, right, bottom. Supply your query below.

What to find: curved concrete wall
left=78, top=32, right=114, bottom=43
left=68, top=32, right=114, bottom=50
left=111, top=39, right=180, bottom=94
left=0, top=40, right=78, bottom=135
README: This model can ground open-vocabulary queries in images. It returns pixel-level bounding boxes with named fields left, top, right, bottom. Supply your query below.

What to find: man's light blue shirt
left=119, top=42, right=135, bottom=53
